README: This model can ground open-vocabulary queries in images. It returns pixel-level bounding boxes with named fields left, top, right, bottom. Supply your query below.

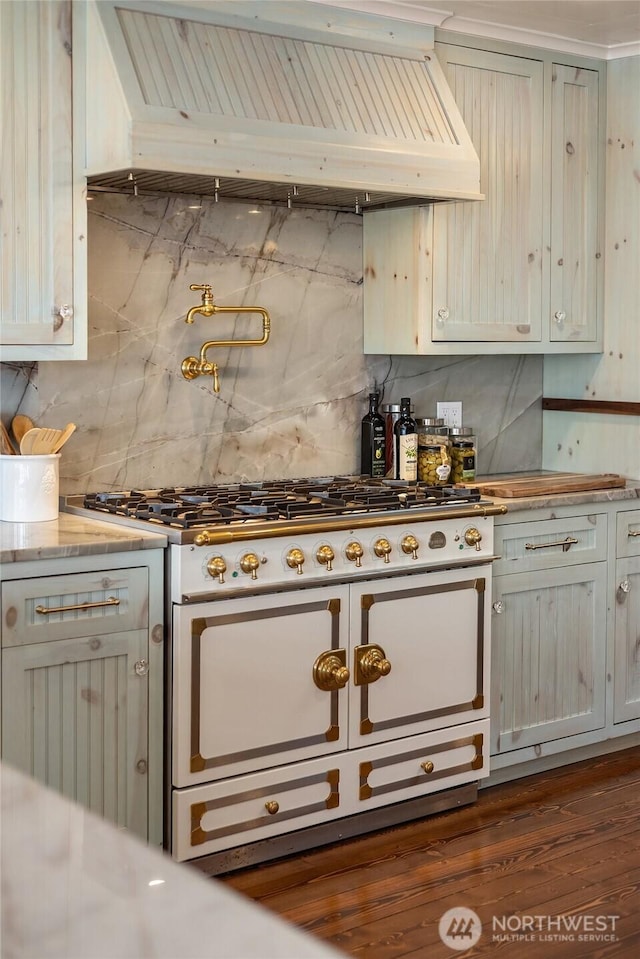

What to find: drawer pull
left=524, top=536, right=578, bottom=553
left=628, top=530, right=640, bottom=538
left=264, top=800, right=279, bottom=815
left=618, top=580, right=631, bottom=594
left=35, top=596, right=120, bottom=615
left=421, top=761, right=435, bottom=775
left=492, top=601, right=504, bottom=614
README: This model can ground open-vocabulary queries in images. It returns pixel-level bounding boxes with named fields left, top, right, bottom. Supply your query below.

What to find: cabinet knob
left=436, top=308, right=449, bottom=322
left=240, top=553, right=260, bottom=579
left=316, top=545, right=335, bottom=571
left=492, top=601, right=504, bottom=614
left=134, top=659, right=149, bottom=676
left=264, top=800, right=279, bottom=815
left=313, top=650, right=350, bottom=691
left=206, top=555, right=226, bottom=583
left=618, top=579, right=631, bottom=594
left=345, top=541, right=364, bottom=567
left=286, top=548, right=305, bottom=574
left=554, top=310, right=566, bottom=324
left=401, top=534, right=419, bottom=559
left=421, top=761, right=435, bottom=774
left=355, top=645, right=391, bottom=685
left=374, top=538, right=392, bottom=563
left=56, top=304, right=74, bottom=320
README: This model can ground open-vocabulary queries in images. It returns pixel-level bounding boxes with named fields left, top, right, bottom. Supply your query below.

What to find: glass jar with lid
left=449, top=427, right=477, bottom=483
left=416, top=418, right=451, bottom=485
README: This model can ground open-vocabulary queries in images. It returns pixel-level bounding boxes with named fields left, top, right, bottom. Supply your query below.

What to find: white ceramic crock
left=0, top=454, right=60, bottom=522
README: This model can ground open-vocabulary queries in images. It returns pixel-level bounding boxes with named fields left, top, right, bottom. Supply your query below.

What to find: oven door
left=173, top=585, right=350, bottom=787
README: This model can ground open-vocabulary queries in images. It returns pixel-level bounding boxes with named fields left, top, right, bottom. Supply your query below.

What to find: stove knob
left=345, top=541, right=364, bottom=567
left=206, top=555, right=227, bottom=584
left=401, top=534, right=419, bottom=559
left=316, top=545, right=335, bottom=571
left=240, top=552, right=260, bottom=579
left=286, top=547, right=305, bottom=575
left=374, top=538, right=392, bottom=563
left=464, top=527, right=482, bottom=550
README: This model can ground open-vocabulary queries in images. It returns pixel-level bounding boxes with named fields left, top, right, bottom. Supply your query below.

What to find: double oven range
left=66, top=476, right=506, bottom=873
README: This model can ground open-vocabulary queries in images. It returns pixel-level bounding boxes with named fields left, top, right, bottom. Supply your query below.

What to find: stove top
left=74, top=476, right=484, bottom=530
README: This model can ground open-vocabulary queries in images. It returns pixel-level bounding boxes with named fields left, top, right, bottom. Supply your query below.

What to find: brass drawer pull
left=35, top=596, right=120, bottom=615
left=421, top=761, right=435, bottom=774
left=524, top=536, right=578, bottom=552
left=628, top=530, right=640, bottom=538
left=264, top=800, right=279, bottom=815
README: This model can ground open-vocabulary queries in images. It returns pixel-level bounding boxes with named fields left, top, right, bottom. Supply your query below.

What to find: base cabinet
left=614, top=510, right=640, bottom=724
left=171, top=568, right=491, bottom=862
left=0, top=553, right=164, bottom=843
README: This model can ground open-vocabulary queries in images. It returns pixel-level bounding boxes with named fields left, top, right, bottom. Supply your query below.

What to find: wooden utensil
left=51, top=422, right=76, bottom=453
left=11, top=414, right=35, bottom=447
left=1, top=420, right=16, bottom=454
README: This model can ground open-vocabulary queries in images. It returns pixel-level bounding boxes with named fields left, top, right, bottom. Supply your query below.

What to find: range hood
left=78, top=0, right=482, bottom=212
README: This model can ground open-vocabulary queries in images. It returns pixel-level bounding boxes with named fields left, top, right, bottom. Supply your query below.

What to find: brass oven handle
left=525, top=536, right=578, bottom=552
left=35, top=597, right=120, bottom=615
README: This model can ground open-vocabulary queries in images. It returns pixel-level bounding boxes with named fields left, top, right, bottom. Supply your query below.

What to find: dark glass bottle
left=360, top=392, right=386, bottom=477
left=394, top=396, right=417, bottom=481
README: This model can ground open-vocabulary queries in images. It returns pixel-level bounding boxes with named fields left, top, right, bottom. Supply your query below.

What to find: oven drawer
left=616, top=510, right=640, bottom=558
left=1, top=567, right=149, bottom=647
left=355, top=720, right=489, bottom=811
left=172, top=754, right=350, bottom=862
left=493, top=514, right=606, bottom=575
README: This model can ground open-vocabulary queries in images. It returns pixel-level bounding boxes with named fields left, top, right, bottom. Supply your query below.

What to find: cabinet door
left=0, top=0, right=86, bottom=358
left=613, top=557, right=640, bottom=724
left=349, top=568, right=491, bottom=748
left=491, top=564, right=606, bottom=754
left=549, top=64, right=600, bottom=343
left=432, top=45, right=544, bottom=343
left=1, top=629, right=150, bottom=838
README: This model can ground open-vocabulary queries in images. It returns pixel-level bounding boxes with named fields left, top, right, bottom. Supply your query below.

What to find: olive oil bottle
left=394, top=396, right=417, bottom=481
left=360, top=392, right=386, bottom=477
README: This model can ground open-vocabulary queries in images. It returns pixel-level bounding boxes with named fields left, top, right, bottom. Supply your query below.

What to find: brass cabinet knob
left=421, top=760, right=435, bottom=774
left=240, top=552, right=260, bottom=579
left=401, top=534, right=419, bottom=559
left=345, top=541, right=364, bottom=567
left=264, top=800, right=280, bottom=815
left=206, top=556, right=227, bottom=583
left=286, top=548, right=305, bottom=574
left=373, top=538, right=392, bottom=563
left=313, top=650, right=350, bottom=691
left=355, top=645, right=391, bottom=685
left=316, top=545, right=335, bottom=571
left=464, top=527, right=482, bottom=550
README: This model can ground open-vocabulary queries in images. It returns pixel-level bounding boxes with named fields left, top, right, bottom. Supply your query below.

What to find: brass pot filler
left=181, top=284, right=271, bottom=393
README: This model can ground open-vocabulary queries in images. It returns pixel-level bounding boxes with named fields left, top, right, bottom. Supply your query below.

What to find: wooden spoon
left=51, top=422, right=76, bottom=453
left=1, top=420, right=16, bottom=454
left=11, top=414, right=35, bottom=447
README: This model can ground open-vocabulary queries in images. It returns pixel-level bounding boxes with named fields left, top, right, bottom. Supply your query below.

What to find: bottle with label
left=394, top=397, right=418, bottom=481
left=360, top=392, right=386, bottom=477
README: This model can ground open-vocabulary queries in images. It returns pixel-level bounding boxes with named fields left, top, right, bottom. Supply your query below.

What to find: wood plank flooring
left=222, top=748, right=640, bottom=957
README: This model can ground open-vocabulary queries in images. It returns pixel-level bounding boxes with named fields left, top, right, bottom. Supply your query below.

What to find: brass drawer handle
left=524, top=536, right=578, bottom=552
left=628, top=530, right=640, bottom=538
left=264, top=800, right=279, bottom=815
left=35, top=596, right=120, bottom=615
left=421, top=761, right=435, bottom=775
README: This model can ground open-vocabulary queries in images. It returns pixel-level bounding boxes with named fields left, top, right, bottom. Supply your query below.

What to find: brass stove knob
left=206, top=555, right=227, bottom=583
left=239, top=552, right=260, bottom=579
left=286, top=547, right=305, bottom=574
left=401, top=534, right=419, bottom=559
left=374, top=538, right=392, bottom=563
left=345, top=541, right=364, bottom=567
left=316, top=544, right=335, bottom=571
left=464, top=527, right=482, bottom=550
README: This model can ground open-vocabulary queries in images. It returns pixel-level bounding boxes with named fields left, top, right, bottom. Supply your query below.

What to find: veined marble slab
left=0, top=762, right=343, bottom=959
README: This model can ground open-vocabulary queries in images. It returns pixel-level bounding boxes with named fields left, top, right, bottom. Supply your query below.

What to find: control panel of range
left=170, top=518, right=495, bottom=601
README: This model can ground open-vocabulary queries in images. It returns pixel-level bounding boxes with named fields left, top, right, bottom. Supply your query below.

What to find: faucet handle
left=189, top=284, right=213, bottom=299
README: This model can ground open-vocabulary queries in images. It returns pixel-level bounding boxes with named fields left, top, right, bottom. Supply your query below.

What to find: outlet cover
left=437, top=402, right=463, bottom=428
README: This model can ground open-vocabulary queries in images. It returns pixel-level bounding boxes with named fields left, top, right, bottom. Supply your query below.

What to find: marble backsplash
left=1, top=193, right=542, bottom=494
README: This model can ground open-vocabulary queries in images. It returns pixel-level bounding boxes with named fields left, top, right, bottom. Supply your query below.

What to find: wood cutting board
left=457, top=473, right=626, bottom=497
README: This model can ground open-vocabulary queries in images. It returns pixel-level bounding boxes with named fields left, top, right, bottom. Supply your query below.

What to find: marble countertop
left=0, top=512, right=167, bottom=564
left=0, top=762, right=343, bottom=959
left=491, top=482, right=640, bottom=518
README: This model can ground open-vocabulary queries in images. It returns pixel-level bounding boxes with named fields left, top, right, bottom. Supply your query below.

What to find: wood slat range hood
left=76, top=0, right=483, bottom=212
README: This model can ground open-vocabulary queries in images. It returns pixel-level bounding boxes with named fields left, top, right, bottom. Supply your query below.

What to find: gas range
left=65, top=476, right=507, bottom=602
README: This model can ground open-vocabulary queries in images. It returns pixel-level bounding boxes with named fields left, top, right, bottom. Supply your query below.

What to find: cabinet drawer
left=494, top=514, right=606, bottom=575
left=1, top=567, right=149, bottom=647
left=356, top=720, right=489, bottom=813
left=172, top=755, right=349, bottom=862
left=616, top=510, right=640, bottom=559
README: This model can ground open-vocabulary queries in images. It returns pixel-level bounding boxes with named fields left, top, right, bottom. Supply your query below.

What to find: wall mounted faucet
left=181, top=284, right=271, bottom=393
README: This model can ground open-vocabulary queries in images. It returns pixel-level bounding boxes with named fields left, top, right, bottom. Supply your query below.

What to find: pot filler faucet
left=181, top=284, right=271, bottom=393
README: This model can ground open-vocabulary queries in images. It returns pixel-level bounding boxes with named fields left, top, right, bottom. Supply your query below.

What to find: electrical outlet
left=437, top=402, right=463, bottom=428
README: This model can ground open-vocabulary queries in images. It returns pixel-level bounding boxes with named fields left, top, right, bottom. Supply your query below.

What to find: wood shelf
left=542, top=398, right=640, bottom=416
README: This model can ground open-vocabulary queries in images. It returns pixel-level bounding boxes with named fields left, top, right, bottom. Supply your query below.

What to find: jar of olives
left=416, top=418, right=451, bottom=485
left=449, top=427, right=477, bottom=483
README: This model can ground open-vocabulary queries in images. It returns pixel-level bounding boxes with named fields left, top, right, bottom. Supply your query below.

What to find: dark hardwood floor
left=222, top=748, right=640, bottom=957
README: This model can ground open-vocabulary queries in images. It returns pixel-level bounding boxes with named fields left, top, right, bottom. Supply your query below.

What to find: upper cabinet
left=0, top=0, right=87, bottom=360
left=363, top=39, right=605, bottom=355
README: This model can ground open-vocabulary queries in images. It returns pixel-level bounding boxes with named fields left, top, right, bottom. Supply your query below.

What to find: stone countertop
left=0, top=762, right=343, bottom=959
left=0, top=512, right=167, bottom=564
left=491, top=482, right=640, bottom=519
